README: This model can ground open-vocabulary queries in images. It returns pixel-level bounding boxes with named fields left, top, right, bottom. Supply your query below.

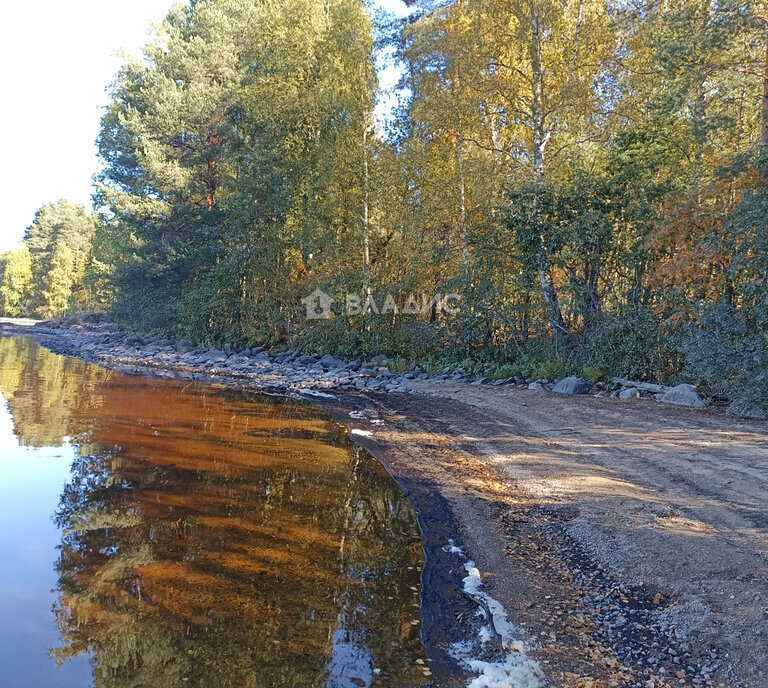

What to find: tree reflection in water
left=0, top=338, right=427, bottom=688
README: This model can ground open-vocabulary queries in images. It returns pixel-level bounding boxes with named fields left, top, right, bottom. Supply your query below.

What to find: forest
left=1, top=0, right=767, bottom=409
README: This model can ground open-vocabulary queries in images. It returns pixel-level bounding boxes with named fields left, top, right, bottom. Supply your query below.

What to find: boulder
left=199, top=349, right=227, bottom=364
left=726, top=399, right=767, bottom=420
left=527, top=381, right=548, bottom=392
left=552, top=376, right=595, bottom=395
left=613, top=378, right=669, bottom=395
left=618, top=387, right=641, bottom=399
left=176, top=339, right=195, bottom=354
left=659, top=383, right=708, bottom=408
left=320, top=354, right=345, bottom=370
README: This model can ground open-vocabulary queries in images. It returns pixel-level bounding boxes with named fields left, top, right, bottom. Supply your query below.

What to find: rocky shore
left=4, top=315, right=757, bottom=420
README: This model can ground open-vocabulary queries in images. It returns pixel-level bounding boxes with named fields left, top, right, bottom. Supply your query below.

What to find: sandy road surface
left=331, top=382, right=768, bottom=688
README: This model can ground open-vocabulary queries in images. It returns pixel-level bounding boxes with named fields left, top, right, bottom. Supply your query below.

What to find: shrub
left=579, top=310, right=681, bottom=381
left=682, top=304, right=768, bottom=410
left=535, top=359, right=568, bottom=380
left=581, top=365, right=609, bottom=383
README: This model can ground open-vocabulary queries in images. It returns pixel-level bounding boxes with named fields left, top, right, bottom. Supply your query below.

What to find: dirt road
left=329, top=382, right=768, bottom=688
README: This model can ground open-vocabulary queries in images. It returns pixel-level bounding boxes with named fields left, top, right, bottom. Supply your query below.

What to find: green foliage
left=0, top=248, right=33, bottom=317
left=4, top=0, right=765, bottom=395
left=0, top=201, right=97, bottom=319
left=42, top=243, right=76, bottom=317
left=577, top=310, right=682, bottom=382
left=534, top=359, right=568, bottom=381
left=581, top=366, right=609, bottom=384
left=682, top=304, right=768, bottom=410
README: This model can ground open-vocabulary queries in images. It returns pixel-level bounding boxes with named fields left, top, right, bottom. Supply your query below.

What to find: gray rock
left=320, top=354, right=345, bottom=370
left=552, top=376, right=595, bottom=395
left=726, top=398, right=767, bottom=420
left=659, top=383, right=709, bottom=408
left=618, top=387, right=641, bottom=399
left=354, top=379, right=367, bottom=390
left=613, top=378, right=668, bottom=395
left=201, top=350, right=227, bottom=364
left=527, top=381, right=548, bottom=392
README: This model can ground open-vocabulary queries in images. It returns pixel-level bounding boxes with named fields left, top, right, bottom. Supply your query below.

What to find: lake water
left=0, top=336, right=428, bottom=688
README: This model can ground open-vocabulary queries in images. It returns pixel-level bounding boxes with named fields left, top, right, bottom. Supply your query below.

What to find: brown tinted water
left=0, top=337, right=428, bottom=688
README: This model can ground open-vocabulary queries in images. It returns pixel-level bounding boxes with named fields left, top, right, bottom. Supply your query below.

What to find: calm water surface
left=0, top=337, right=428, bottom=688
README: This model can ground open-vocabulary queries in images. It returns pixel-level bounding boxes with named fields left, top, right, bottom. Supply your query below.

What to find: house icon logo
left=302, top=288, right=334, bottom=320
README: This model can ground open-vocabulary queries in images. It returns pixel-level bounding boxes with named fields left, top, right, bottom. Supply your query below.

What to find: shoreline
left=2, top=317, right=767, bottom=688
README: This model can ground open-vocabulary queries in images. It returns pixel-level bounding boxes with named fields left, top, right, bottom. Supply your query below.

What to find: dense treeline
left=3, top=0, right=767, bottom=408
left=1, top=200, right=96, bottom=318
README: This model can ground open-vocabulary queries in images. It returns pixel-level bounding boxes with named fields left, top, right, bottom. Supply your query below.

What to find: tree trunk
left=362, top=112, right=371, bottom=269
left=762, top=20, right=768, bottom=147
left=455, top=0, right=468, bottom=262
left=206, top=129, right=220, bottom=211
left=530, top=3, right=569, bottom=354
left=580, top=260, right=600, bottom=343
left=458, top=133, right=468, bottom=262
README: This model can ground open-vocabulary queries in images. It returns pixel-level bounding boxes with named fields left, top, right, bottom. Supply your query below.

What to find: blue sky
left=1, top=0, right=409, bottom=254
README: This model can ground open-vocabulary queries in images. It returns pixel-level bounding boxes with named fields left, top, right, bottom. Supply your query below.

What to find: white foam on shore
left=465, top=657, right=544, bottom=688
left=443, top=540, right=465, bottom=556
left=444, top=540, right=545, bottom=688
